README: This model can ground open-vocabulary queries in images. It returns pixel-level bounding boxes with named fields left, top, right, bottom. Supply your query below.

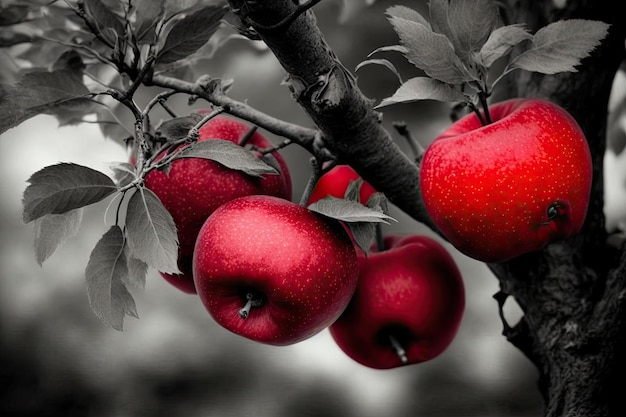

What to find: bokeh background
left=2, top=1, right=625, bottom=416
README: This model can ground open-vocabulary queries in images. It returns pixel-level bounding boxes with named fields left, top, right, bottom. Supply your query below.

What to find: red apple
left=419, top=98, right=592, bottom=263
left=329, top=234, right=465, bottom=369
left=308, top=165, right=377, bottom=205
left=193, top=195, right=359, bottom=345
left=144, top=115, right=292, bottom=293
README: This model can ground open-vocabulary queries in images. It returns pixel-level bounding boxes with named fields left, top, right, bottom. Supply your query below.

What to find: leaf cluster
left=359, top=1, right=609, bottom=111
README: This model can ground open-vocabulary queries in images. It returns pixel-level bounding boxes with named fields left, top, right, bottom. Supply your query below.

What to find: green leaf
left=86, top=226, right=138, bottom=331
left=510, top=19, right=610, bottom=74
left=22, top=163, right=118, bottom=223
left=478, top=24, right=532, bottom=68
left=0, top=70, right=92, bottom=134
left=308, top=196, right=395, bottom=223
left=83, top=0, right=125, bottom=45
left=447, top=0, right=499, bottom=59
left=344, top=178, right=364, bottom=202
left=125, top=187, right=179, bottom=274
left=110, top=162, right=136, bottom=187
left=173, top=139, right=278, bottom=177
left=157, top=5, right=227, bottom=64
left=376, top=77, right=467, bottom=108
left=386, top=5, right=430, bottom=28
left=388, top=16, right=472, bottom=84
left=33, top=209, right=83, bottom=266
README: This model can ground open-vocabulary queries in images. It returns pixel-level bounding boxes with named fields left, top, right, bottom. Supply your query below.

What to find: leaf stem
left=375, top=223, right=386, bottom=252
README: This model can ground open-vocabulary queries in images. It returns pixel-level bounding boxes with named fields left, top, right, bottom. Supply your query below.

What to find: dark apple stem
left=238, top=292, right=263, bottom=320
left=375, top=223, right=386, bottom=252
left=389, top=334, right=408, bottom=364
left=238, top=125, right=258, bottom=147
left=299, top=157, right=322, bottom=206
left=479, top=92, right=492, bottom=125
left=470, top=103, right=487, bottom=126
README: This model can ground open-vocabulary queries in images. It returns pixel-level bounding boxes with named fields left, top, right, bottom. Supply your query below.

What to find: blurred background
left=1, top=0, right=625, bottom=416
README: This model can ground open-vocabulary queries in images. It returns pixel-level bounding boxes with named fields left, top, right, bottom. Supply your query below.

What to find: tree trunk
left=229, top=0, right=626, bottom=415
left=491, top=1, right=626, bottom=416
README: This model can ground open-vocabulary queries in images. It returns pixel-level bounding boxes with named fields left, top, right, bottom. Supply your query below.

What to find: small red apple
left=193, top=195, right=359, bottom=345
left=419, top=98, right=592, bottom=263
left=329, top=234, right=465, bottom=369
left=308, top=165, right=377, bottom=205
left=144, top=115, right=292, bottom=293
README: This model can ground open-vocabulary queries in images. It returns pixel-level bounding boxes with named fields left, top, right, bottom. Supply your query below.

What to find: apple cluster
left=143, top=115, right=466, bottom=369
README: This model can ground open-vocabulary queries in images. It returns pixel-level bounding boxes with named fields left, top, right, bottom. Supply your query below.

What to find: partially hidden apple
left=308, top=165, right=377, bottom=205
left=419, top=98, right=592, bottom=263
left=144, top=115, right=292, bottom=293
left=329, top=234, right=465, bottom=369
left=193, top=195, right=359, bottom=345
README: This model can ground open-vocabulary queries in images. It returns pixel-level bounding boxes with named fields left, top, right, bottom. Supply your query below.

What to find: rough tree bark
left=228, top=1, right=626, bottom=416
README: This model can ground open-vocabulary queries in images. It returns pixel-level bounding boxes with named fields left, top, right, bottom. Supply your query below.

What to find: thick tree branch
left=227, top=0, right=434, bottom=228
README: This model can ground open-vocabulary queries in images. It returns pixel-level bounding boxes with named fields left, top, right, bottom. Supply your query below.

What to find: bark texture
left=228, top=1, right=626, bottom=416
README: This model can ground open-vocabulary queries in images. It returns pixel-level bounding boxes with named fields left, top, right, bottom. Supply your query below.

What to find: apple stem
left=238, top=292, right=263, bottom=319
left=299, top=157, right=322, bottom=206
left=389, top=334, right=408, bottom=364
left=479, top=92, right=492, bottom=125
left=375, top=223, right=386, bottom=252
left=239, top=125, right=258, bottom=147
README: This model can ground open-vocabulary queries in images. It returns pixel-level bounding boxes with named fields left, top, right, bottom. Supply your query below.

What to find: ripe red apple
left=307, top=165, right=377, bottom=205
left=144, top=115, right=292, bottom=293
left=193, top=195, right=359, bottom=345
left=419, top=98, right=592, bottom=263
left=329, top=234, right=465, bottom=369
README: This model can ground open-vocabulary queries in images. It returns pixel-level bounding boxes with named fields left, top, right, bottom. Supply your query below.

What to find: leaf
left=376, top=77, right=467, bottom=108
left=174, top=139, right=278, bottom=177
left=124, top=246, right=148, bottom=291
left=52, top=50, right=86, bottom=75
left=386, top=5, right=430, bottom=28
left=344, top=178, right=364, bottom=202
left=388, top=16, right=472, bottom=85
left=510, top=19, right=610, bottom=74
left=125, top=187, right=179, bottom=274
left=133, top=0, right=165, bottom=43
left=448, top=0, right=499, bottom=59
left=347, top=222, right=377, bottom=254
left=23, top=163, right=118, bottom=223
left=86, top=226, right=137, bottom=331
left=83, top=0, right=125, bottom=45
left=154, top=113, right=203, bottom=143
left=478, top=24, right=532, bottom=68
left=110, top=162, right=136, bottom=187
left=0, top=5, right=30, bottom=26
left=0, top=70, right=92, bottom=135
left=33, top=209, right=83, bottom=266
left=355, top=58, right=403, bottom=84
left=308, top=196, right=395, bottom=223
left=157, top=5, right=227, bottom=64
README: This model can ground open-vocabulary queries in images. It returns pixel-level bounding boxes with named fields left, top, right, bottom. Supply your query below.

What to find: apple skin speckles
left=419, top=98, right=592, bottom=263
